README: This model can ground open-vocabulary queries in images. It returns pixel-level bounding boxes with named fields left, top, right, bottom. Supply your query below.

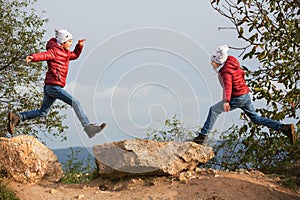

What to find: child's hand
left=223, top=103, right=230, bottom=112
left=77, top=39, right=86, bottom=47
left=26, top=56, right=33, bottom=63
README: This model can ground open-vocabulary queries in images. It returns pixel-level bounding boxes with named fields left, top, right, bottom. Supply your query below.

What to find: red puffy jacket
left=31, top=38, right=83, bottom=87
left=218, top=55, right=250, bottom=102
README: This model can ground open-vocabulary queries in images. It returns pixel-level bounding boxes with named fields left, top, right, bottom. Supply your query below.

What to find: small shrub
left=280, top=176, right=299, bottom=191
left=145, top=114, right=197, bottom=142
left=0, top=184, right=19, bottom=200
left=60, top=147, right=99, bottom=184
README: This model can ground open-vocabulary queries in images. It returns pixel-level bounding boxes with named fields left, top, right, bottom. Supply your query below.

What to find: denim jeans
left=200, top=93, right=282, bottom=135
left=19, top=85, right=90, bottom=127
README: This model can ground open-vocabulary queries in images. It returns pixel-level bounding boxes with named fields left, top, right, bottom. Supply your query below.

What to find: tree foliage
left=209, top=0, right=300, bottom=173
left=0, top=0, right=67, bottom=140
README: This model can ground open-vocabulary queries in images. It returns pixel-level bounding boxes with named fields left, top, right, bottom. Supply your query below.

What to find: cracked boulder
left=93, top=140, right=214, bottom=179
left=0, top=135, right=63, bottom=183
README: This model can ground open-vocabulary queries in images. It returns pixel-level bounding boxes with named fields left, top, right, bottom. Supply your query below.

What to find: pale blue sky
left=33, top=0, right=252, bottom=149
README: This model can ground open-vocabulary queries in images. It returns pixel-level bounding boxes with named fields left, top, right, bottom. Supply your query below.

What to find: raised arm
left=70, top=39, right=85, bottom=60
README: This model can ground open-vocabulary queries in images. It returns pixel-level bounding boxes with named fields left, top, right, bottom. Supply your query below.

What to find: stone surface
left=0, top=135, right=63, bottom=183
left=93, top=140, right=214, bottom=179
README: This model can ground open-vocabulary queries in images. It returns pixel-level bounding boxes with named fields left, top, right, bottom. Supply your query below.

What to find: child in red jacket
left=193, top=45, right=296, bottom=145
left=8, top=28, right=106, bottom=138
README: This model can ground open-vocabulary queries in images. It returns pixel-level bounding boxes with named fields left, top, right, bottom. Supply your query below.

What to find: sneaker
left=7, top=111, right=20, bottom=135
left=84, top=123, right=106, bottom=138
left=281, top=124, right=296, bottom=145
left=192, top=133, right=207, bottom=145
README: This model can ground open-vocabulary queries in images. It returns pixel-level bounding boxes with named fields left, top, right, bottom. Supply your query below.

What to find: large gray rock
left=0, top=135, right=63, bottom=183
left=93, top=140, right=214, bottom=179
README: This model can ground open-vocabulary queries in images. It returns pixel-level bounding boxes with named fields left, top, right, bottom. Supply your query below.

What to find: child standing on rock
left=8, top=28, right=106, bottom=138
left=193, top=45, right=296, bottom=145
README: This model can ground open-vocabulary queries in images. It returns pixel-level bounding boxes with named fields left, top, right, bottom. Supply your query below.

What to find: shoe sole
left=290, top=124, right=296, bottom=145
left=192, top=138, right=206, bottom=145
left=7, top=112, right=14, bottom=135
left=100, top=123, right=107, bottom=130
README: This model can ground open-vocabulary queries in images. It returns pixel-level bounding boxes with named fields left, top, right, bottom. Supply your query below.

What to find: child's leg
left=19, top=86, right=56, bottom=121
left=46, top=85, right=90, bottom=127
left=240, top=94, right=281, bottom=130
left=201, top=100, right=225, bottom=134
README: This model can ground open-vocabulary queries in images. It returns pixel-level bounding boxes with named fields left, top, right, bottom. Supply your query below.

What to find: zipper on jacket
left=56, top=68, right=61, bottom=81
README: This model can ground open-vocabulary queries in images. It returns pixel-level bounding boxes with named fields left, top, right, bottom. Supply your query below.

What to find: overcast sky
left=33, top=0, right=252, bottom=149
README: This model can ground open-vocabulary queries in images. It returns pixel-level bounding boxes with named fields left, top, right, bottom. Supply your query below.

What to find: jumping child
left=193, top=45, right=296, bottom=145
left=8, top=28, right=106, bottom=138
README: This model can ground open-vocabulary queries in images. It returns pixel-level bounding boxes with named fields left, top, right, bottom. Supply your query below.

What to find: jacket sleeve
left=69, top=43, right=83, bottom=60
left=220, top=72, right=233, bottom=103
left=31, top=49, right=56, bottom=62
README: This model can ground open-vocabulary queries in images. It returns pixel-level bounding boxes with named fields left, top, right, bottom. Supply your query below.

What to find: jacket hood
left=46, top=38, right=63, bottom=51
left=221, top=55, right=240, bottom=71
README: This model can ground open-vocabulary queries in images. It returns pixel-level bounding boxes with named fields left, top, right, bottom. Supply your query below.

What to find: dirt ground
left=6, top=169, right=300, bottom=200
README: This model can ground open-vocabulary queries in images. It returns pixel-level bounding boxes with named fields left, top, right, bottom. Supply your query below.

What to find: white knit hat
left=211, top=45, right=229, bottom=65
left=55, top=27, right=73, bottom=44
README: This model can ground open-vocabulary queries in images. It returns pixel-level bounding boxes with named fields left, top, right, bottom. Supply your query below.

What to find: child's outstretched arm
left=26, top=49, right=56, bottom=63
left=70, top=39, right=86, bottom=60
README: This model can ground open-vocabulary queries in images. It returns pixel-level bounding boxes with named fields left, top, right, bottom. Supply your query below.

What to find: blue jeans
left=19, top=85, right=90, bottom=127
left=200, top=93, right=282, bottom=135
